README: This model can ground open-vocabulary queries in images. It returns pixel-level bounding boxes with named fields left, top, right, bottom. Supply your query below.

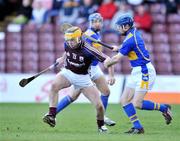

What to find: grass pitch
left=0, top=103, right=180, bottom=141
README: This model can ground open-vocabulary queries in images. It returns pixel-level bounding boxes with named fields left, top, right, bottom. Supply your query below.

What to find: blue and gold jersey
left=84, top=28, right=102, bottom=66
left=119, top=27, right=150, bottom=69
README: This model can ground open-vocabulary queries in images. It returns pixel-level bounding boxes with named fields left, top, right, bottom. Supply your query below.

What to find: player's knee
left=101, top=88, right=110, bottom=96
left=51, top=82, right=60, bottom=93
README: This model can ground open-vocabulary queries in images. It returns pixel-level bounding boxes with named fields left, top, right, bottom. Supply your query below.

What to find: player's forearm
left=108, top=65, right=114, bottom=77
left=56, top=53, right=66, bottom=65
left=105, top=53, right=123, bottom=68
left=107, top=60, right=118, bottom=67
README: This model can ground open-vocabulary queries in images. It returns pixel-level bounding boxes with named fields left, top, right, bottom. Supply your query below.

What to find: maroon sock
left=97, top=120, right=104, bottom=128
left=49, top=107, right=57, bottom=118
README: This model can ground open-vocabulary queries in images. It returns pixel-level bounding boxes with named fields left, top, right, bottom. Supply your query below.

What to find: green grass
left=0, top=103, right=180, bottom=141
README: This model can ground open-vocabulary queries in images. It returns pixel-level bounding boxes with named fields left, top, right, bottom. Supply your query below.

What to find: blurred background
left=0, top=0, right=180, bottom=104
left=1, top=1, right=180, bottom=140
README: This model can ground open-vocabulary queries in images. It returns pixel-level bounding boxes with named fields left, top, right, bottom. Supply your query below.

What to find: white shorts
left=126, top=62, right=156, bottom=92
left=60, top=68, right=94, bottom=89
left=90, top=65, right=104, bottom=81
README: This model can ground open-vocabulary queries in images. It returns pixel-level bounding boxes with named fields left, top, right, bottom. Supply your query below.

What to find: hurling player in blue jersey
left=104, top=13, right=172, bottom=134
left=56, top=13, right=116, bottom=126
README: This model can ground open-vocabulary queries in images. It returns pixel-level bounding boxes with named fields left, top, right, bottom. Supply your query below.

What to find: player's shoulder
left=84, top=29, right=95, bottom=37
left=124, top=28, right=142, bottom=43
left=84, top=29, right=99, bottom=41
left=123, top=32, right=134, bottom=43
left=133, top=28, right=144, bottom=42
left=133, top=28, right=143, bottom=37
left=64, top=42, right=67, bottom=47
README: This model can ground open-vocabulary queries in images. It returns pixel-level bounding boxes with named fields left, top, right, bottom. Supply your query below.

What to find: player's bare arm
left=104, top=53, right=123, bottom=68
left=107, top=66, right=115, bottom=85
left=112, top=45, right=121, bottom=52
left=56, top=53, right=66, bottom=65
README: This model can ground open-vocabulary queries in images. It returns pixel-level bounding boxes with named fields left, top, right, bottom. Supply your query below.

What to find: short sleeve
left=119, top=41, right=132, bottom=56
left=64, top=42, right=68, bottom=51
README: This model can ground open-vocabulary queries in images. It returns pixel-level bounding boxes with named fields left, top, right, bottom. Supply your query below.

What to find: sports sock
left=123, top=103, right=143, bottom=129
left=97, top=120, right=104, bottom=128
left=56, top=95, right=73, bottom=114
left=142, top=100, right=167, bottom=112
left=100, top=95, right=109, bottom=111
left=49, top=107, right=56, bottom=118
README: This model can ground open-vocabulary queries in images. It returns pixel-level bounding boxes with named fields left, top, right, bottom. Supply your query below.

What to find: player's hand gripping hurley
left=83, top=34, right=114, bottom=50
left=82, top=34, right=119, bottom=52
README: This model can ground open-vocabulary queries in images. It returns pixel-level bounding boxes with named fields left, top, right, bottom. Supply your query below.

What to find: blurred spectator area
left=0, top=2, right=180, bottom=74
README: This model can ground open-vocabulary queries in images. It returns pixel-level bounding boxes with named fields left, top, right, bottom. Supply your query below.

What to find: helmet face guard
left=88, top=13, right=103, bottom=30
left=64, top=26, right=82, bottom=49
left=115, top=14, right=134, bottom=30
left=66, top=38, right=81, bottom=49
left=115, top=14, right=134, bottom=35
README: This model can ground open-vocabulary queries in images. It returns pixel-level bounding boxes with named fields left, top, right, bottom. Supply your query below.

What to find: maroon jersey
left=64, top=41, right=107, bottom=74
